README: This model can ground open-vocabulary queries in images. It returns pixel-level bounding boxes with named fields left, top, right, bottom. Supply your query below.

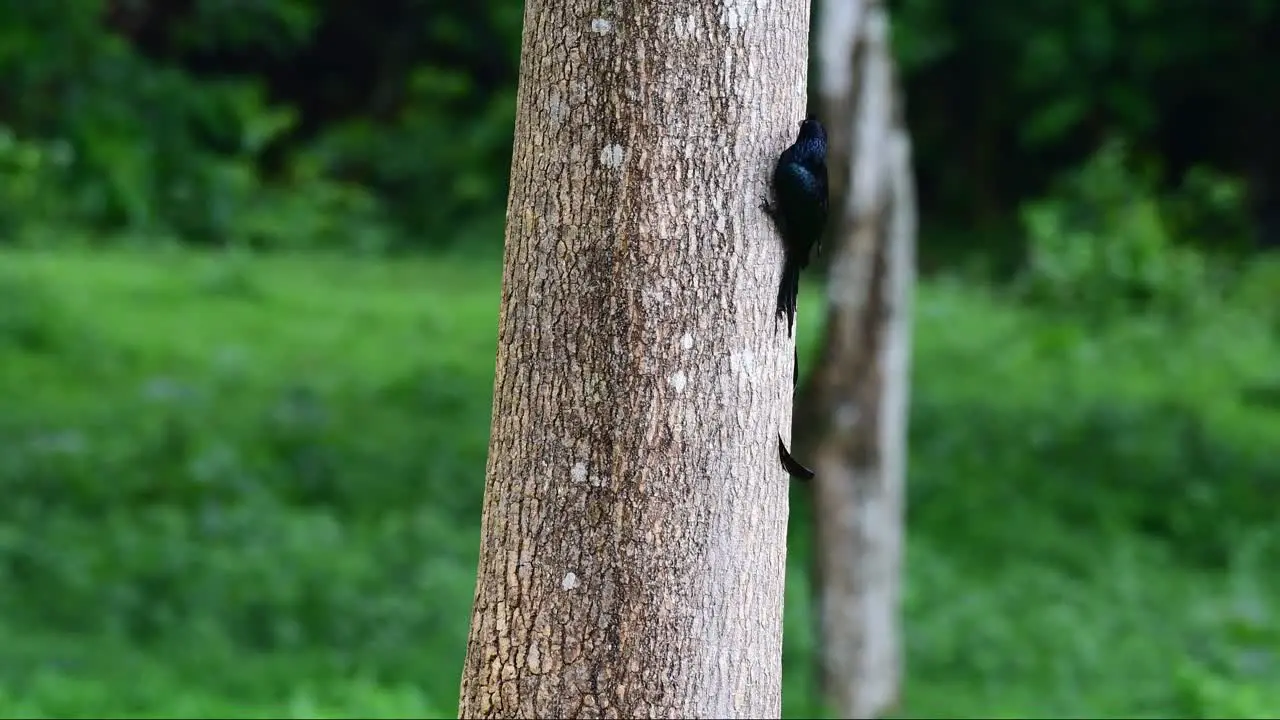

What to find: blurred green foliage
left=1, top=0, right=1278, bottom=260
left=0, top=247, right=1276, bottom=717
left=0, top=0, right=520, bottom=251
left=1017, top=139, right=1225, bottom=321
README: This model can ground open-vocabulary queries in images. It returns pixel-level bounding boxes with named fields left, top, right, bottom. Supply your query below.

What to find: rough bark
left=458, top=2, right=812, bottom=718
left=797, top=1, right=918, bottom=717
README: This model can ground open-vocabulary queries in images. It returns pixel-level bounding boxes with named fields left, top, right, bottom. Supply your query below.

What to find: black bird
left=764, top=115, right=827, bottom=481
left=762, top=115, right=829, bottom=337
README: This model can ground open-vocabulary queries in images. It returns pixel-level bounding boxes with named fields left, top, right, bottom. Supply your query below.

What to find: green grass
left=0, top=247, right=1276, bottom=718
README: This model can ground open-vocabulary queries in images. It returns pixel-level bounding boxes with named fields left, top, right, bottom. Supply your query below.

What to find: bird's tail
left=778, top=434, right=814, bottom=480
left=776, top=258, right=801, bottom=337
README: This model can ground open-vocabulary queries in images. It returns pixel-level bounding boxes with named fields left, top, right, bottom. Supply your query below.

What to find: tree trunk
left=797, top=1, right=918, bottom=717
left=458, top=2, right=813, bottom=718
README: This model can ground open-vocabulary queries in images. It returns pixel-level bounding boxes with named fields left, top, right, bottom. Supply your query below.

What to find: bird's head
left=798, top=115, right=826, bottom=144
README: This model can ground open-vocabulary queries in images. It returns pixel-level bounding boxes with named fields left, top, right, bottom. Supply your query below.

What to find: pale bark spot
left=570, top=462, right=588, bottom=484
left=590, top=18, right=613, bottom=34
left=680, top=333, right=694, bottom=350
left=599, top=144, right=626, bottom=169
left=547, top=92, right=570, bottom=124
left=673, top=15, right=698, bottom=40
left=670, top=370, right=688, bottom=393
left=720, top=0, right=758, bottom=31
left=562, top=572, right=580, bottom=590
left=528, top=641, right=543, bottom=672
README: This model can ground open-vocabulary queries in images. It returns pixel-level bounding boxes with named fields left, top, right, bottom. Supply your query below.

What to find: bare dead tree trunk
left=457, top=2, right=814, bottom=718
left=796, top=1, right=918, bottom=717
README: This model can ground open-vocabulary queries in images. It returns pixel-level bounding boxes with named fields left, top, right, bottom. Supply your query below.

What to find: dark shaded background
left=3, top=0, right=1278, bottom=261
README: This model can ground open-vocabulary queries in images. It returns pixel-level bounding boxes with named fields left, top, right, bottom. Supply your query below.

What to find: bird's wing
left=777, top=161, right=827, bottom=223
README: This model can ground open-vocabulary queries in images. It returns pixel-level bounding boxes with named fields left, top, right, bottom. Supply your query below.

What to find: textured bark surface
left=797, top=0, right=918, bottom=717
left=458, top=2, right=812, bottom=718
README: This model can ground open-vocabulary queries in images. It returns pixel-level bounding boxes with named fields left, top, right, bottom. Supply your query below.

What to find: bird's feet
left=759, top=196, right=777, bottom=218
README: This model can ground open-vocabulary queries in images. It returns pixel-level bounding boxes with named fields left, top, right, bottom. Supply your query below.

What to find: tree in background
left=796, top=0, right=918, bottom=716
left=457, top=1, right=813, bottom=716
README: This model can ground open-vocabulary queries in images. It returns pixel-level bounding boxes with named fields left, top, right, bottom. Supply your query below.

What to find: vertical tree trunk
left=458, top=2, right=812, bottom=718
left=798, top=1, right=918, bottom=717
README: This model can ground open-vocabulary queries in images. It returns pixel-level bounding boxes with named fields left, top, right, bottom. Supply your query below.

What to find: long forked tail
left=778, top=434, right=814, bottom=480
left=776, top=258, right=801, bottom=337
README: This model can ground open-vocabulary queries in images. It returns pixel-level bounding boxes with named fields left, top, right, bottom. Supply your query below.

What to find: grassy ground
left=0, top=247, right=1276, bottom=718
